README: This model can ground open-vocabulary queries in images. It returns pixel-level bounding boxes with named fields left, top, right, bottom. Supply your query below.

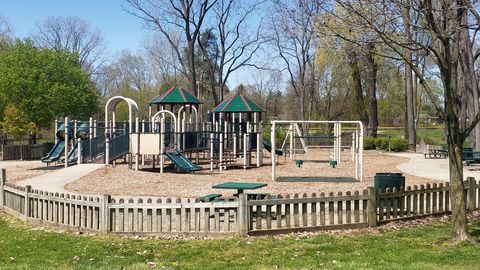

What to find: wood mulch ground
left=3, top=162, right=62, bottom=183
left=64, top=150, right=444, bottom=198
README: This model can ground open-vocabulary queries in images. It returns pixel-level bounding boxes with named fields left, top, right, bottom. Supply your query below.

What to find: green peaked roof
left=213, top=94, right=264, bottom=113
left=149, top=86, right=202, bottom=105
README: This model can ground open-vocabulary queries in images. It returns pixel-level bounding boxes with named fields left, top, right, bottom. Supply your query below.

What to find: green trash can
left=374, top=173, right=405, bottom=193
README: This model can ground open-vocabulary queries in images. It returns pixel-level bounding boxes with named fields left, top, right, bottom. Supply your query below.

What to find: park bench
left=198, top=193, right=222, bottom=202
left=462, top=147, right=480, bottom=165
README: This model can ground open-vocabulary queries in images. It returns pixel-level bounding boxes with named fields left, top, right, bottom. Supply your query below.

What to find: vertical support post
left=219, top=132, right=223, bottom=172
left=359, top=122, right=364, bottom=182
left=105, top=137, right=110, bottom=166
left=210, top=132, right=214, bottom=171
left=237, top=193, right=248, bottom=236
left=289, top=124, right=293, bottom=160
left=89, top=118, right=94, bottom=139
left=135, top=117, right=140, bottom=171
left=257, top=123, right=263, bottom=167
left=367, top=187, right=377, bottom=227
left=101, top=195, right=110, bottom=234
left=64, top=117, right=69, bottom=168
left=243, top=133, right=248, bottom=169
left=54, top=119, right=59, bottom=144
left=271, top=121, right=276, bottom=181
left=467, top=177, right=477, bottom=211
left=77, top=138, right=82, bottom=164
left=24, top=185, right=31, bottom=220
left=0, top=169, right=5, bottom=209
left=338, top=123, right=342, bottom=163
left=94, top=120, right=98, bottom=138
left=160, top=114, right=165, bottom=173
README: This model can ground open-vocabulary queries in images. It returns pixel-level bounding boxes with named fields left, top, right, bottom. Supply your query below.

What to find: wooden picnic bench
left=462, top=147, right=480, bottom=165
left=198, top=193, right=222, bottom=202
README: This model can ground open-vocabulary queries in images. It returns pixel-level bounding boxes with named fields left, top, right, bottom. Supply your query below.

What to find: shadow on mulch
left=276, top=177, right=359, bottom=183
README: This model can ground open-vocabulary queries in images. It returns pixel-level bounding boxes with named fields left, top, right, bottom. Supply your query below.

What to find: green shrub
left=364, top=137, right=377, bottom=150
left=390, top=137, right=408, bottom=152
left=378, top=137, right=391, bottom=150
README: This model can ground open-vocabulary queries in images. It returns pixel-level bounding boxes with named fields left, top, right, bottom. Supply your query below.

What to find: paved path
left=387, top=152, right=480, bottom=181
left=17, top=164, right=104, bottom=193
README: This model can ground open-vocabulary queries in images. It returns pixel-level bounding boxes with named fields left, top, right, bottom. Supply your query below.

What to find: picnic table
left=424, top=145, right=448, bottom=159
left=212, top=182, right=268, bottom=195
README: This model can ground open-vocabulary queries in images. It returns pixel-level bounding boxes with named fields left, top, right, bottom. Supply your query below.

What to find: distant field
left=378, top=127, right=446, bottom=145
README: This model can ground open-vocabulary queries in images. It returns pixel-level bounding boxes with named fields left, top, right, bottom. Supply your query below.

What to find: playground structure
left=270, top=120, right=364, bottom=182
left=42, top=85, right=363, bottom=182
left=41, top=118, right=104, bottom=167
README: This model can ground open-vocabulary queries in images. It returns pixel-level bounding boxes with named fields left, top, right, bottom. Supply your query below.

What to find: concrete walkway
left=387, top=152, right=480, bottom=181
left=18, top=164, right=104, bottom=193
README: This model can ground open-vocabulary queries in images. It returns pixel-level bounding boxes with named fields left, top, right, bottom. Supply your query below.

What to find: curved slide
left=41, top=140, right=65, bottom=164
left=165, top=151, right=202, bottom=172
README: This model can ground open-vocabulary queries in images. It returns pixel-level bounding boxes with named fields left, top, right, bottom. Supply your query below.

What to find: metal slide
left=165, top=151, right=202, bottom=172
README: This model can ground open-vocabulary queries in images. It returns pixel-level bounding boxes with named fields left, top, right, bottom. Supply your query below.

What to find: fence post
left=237, top=193, right=248, bottom=236
left=100, top=194, right=110, bottom=234
left=367, top=187, right=377, bottom=227
left=467, top=177, right=476, bottom=211
left=24, top=185, right=31, bottom=220
left=0, top=169, right=5, bottom=209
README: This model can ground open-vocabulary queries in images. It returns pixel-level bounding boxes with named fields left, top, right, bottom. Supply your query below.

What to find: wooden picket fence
left=1, top=169, right=480, bottom=237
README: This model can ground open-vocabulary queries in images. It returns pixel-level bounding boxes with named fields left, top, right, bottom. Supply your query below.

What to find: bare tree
left=0, top=17, right=12, bottom=51
left=270, top=0, right=321, bottom=125
left=32, top=16, right=106, bottom=73
left=144, top=34, right=184, bottom=83
left=125, top=0, right=217, bottom=97
left=338, top=0, right=480, bottom=243
left=197, top=0, right=268, bottom=104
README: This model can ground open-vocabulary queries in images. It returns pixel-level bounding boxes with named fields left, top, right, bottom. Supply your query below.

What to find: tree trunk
left=402, top=0, right=416, bottom=151
left=348, top=50, right=369, bottom=133
left=364, top=43, right=378, bottom=137
left=187, top=42, right=198, bottom=97
left=446, top=127, right=469, bottom=242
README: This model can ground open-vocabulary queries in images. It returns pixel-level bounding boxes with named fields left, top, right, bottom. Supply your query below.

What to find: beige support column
left=77, top=138, right=82, bottom=164
left=237, top=193, right=248, bottom=236
left=64, top=117, right=69, bottom=168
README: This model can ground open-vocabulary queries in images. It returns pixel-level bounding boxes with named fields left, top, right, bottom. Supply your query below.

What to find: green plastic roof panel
left=213, top=94, right=264, bottom=113
left=149, top=86, right=202, bottom=105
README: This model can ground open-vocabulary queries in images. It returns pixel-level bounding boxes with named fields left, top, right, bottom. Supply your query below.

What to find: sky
left=1, top=0, right=148, bottom=56
left=0, top=0, right=270, bottom=89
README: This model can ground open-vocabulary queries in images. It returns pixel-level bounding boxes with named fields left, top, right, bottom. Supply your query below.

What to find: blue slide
left=165, top=151, right=202, bottom=172
left=263, top=140, right=284, bottom=156
left=41, top=140, right=65, bottom=164
left=67, top=143, right=79, bottom=164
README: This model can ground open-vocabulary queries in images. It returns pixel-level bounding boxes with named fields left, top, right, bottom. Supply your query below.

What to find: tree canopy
left=0, top=39, right=98, bottom=128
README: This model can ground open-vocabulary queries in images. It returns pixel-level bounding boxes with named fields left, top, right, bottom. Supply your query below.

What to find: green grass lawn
left=378, top=127, right=446, bottom=145
left=1, top=214, right=480, bottom=269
